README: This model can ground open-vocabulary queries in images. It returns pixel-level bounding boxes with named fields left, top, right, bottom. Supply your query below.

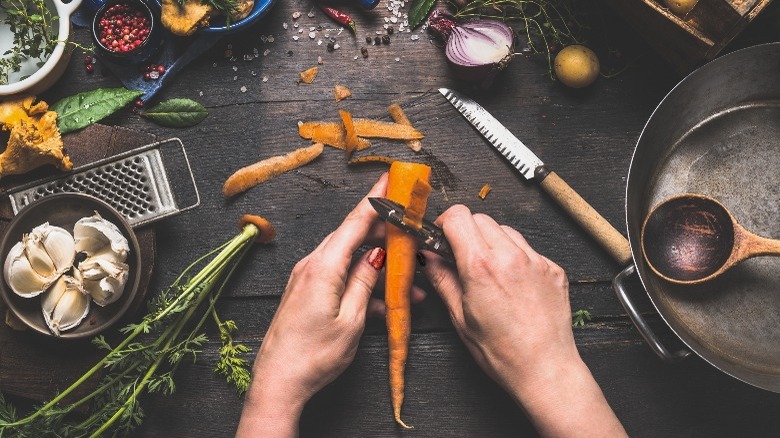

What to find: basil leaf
left=408, top=0, right=436, bottom=29
left=140, top=98, right=208, bottom=128
left=51, top=88, right=142, bottom=134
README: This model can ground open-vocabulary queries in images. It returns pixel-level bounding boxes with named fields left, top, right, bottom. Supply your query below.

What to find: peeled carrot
left=385, top=161, right=432, bottom=429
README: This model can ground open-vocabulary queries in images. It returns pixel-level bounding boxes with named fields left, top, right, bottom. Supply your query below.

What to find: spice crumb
left=354, top=55, right=358, bottom=60
left=292, top=11, right=301, bottom=19
left=212, top=62, right=217, bottom=67
left=309, top=31, right=316, bottom=39
left=410, top=35, right=419, bottom=41
left=199, top=91, right=204, bottom=96
left=267, top=35, right=274, bottom=43
left=307, top=9, right=315, bottom=17
left=382, top=34, right=390, bottom=44
left=293, top=35, right=300, bottom=41
left=251, top=70, right=257, bottom=76
left=317, top=39, right=322, bottom=46
left=294, top=22, right=299, bottom=28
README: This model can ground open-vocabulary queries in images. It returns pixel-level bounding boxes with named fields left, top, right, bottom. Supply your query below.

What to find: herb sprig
left=0, top=223, right=260, bottom=437
left=0, top=0, right=58, bottom=85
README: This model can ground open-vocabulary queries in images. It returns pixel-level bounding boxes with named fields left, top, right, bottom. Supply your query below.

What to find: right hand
left=422, top=205, right=626, bottom=437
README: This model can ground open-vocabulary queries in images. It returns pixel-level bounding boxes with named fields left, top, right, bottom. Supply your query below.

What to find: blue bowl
left=153, top=0, right=276, bottom=35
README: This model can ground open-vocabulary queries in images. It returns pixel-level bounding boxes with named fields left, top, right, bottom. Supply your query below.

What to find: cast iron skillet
left=614, top=43, right=780, bottom=392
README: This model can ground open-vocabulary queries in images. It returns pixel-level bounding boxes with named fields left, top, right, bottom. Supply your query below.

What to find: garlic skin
left=42, top=275, right=90, bottom=336
left=74, top=214, right=129, bottom=262
left=4, top=241, right=52, bottom=297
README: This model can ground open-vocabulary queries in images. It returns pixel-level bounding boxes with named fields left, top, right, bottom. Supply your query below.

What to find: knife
left=368, top=197, right=455, bottom=262
left=439, top=87, right=632, bottom=265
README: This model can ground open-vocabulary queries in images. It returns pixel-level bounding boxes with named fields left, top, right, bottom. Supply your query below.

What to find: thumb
left=340, top=247, right=385, bottom=321
left=419, top=251, right=464, bottom=324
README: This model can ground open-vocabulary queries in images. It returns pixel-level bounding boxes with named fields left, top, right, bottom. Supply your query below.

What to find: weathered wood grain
left=5, top=0, right=775, bottom=435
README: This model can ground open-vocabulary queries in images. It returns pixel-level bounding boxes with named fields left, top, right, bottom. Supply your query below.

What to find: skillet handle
left=612, top=265, right=692, bottom=363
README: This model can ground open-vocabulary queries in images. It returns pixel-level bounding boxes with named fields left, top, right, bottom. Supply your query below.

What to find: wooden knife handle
left=539, top=171, right=633, bottom=265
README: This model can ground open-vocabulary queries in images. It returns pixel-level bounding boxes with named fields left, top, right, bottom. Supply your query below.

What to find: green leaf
left=51, top=88, right=143, bottom=134
left=140, top=98, right=208, bottom=128
left=408, top=0, right=437, bottom=29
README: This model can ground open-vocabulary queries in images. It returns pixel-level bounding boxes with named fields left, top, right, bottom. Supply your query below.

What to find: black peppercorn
left=327, top=42, right=335, bottom=52
left=381, top=34, right=390, bottom=45
left=374, top=36, right=381, bottom=45
left=387, top=26, right=394, bottom=35
left=361, top=46, right=368, bottom=58
left=366, top=36, right=372, bottom=44
left=287, top=50, right=294, bottom=56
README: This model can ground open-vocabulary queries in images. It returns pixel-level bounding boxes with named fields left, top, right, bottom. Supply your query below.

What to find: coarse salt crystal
left=390, top=16, right=397, bottom=23
left=233, top=66, right=238, bottom=71
left=310, top=26, right=315, bottom=31
left=384, top=24, right=388, bottom=29
left=376, top=30, right=383, bottom=34
left=149, top=71, right=159, bottom=79
left=212, top=62, right=217, bottom=67
left=240, top=86, right=247, bottom=93
left=333, top=43, right=340, bottom=49
left=264, top=49, right=270, bottom=56
left=317, top=39, right=322, bottom=46
left=354, top=55, right=358, bottom=60
left=307, top=9, right=315, bottom=17
left=410, top=35, right=419, bottom=41
left=199, top=91, right=203, bottom=96
left=337, top=27, right=343, bottom=35
left=395, top=57, right=400, bottom=62
left=268, top=35, right=274, bottom=42
left=298, top=29, right=303, bottom=33
left=317, top=56, right=323, bottom=65
left=262, top=76, right=268, bottom=82
left=292, top=11, right=300, bottom=19
left=293, top=35, right=300, bottom=41
left=283, top=22, right=288, bottom=29
left=384, top=17, right=389, bottom=22
left=294, top=22, right=299, bottom=28
left=309, top=31, right=315, bottom=39
left=233, top=75, right=238, bottom=80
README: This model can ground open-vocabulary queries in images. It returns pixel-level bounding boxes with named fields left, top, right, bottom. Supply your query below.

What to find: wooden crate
left=604, top=0, right=774, bottom=73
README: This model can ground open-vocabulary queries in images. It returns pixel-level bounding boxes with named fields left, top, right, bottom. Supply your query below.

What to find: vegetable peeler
left=369, top=197, right=454, bottom=262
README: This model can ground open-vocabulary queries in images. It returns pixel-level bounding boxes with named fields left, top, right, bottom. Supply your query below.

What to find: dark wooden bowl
left=0, top=193, right=141, bottom=339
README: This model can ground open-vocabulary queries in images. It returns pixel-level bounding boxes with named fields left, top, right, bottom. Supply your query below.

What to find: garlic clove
left=74, top=214, right=129, bottom=262
left=23, top=231, right=56, bottom=278
left=4, top=241, right=52, bottom=297
left=41, top=275, right=69, bottom=316
left=38, top=224, right=76, bottom=273
left=43, top=276, right=89, bottom=336
left=79, top=257, right=129, bottom=306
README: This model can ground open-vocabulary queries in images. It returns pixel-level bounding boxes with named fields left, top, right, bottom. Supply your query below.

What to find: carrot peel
left=385, top=161, right=432, bottom=429
left=222, top=143, right=324, bottom=197
left=339, top=110, right=359, bottom=160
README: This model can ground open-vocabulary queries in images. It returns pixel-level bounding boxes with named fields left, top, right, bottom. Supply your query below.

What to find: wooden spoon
left=641, top=194, right=780, bottom=284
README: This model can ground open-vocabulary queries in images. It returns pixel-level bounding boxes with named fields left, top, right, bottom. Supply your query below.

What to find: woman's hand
left=422, top=205, right=625, bottom=437
left=236, top=174, right=423, bottom=438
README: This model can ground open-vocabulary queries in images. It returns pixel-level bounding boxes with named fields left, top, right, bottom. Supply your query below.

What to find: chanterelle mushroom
left=0, top=96, right=72, bottom=179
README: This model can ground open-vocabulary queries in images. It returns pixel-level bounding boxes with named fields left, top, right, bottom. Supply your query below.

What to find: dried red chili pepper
left=318, top=3, right=357, bottom=34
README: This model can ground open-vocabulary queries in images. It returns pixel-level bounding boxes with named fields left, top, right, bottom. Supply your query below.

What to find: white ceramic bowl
left=0, top=0, right=83, bottom=96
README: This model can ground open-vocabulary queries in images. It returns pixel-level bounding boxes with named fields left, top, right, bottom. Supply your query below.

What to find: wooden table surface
left=17, top=0, right=780, bottom=436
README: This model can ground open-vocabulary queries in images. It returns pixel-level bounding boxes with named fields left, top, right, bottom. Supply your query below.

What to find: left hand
left=236, top=173, right=424, bottom=437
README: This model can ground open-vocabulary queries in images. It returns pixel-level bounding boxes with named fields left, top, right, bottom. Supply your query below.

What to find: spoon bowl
left=641, top=194, right=780, bottom=284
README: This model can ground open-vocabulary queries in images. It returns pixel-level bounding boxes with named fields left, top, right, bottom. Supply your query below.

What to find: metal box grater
left=6, top=138, right=199, bottom=227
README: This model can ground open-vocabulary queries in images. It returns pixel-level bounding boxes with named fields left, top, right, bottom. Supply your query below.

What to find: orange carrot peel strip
left=385, top=161, right=431, bottom=429
left=347, top=155, right=396, bottom=165
left=339, top=110, right=359, bottom=160
left=334, top=85, right=351, bottom=102
left=298, top=120, right=423, bottom=141
left=402, top=179, right=432, bottom=230
left=222, top=143, right=324, bottom=197
left=478, top=184, right=492, bottom=200
left=387, top=104, right=423, bottom=152
left=298, top=121, right=372, bottom=151
left=299, top=66, right=318, bottom=84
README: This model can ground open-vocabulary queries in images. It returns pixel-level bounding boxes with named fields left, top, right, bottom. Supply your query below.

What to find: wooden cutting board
left=0, top=124, right=157, bottom=402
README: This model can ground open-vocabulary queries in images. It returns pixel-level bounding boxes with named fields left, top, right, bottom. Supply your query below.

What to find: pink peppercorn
left=97, top=2, right=151, bottom=53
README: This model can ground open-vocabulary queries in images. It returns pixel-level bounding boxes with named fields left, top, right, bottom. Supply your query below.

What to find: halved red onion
left=428, top=10, right=515, bottom=87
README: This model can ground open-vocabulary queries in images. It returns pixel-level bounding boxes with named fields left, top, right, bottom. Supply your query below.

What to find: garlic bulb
left=74, top=214, right=129, bottom=262
left=3, top=224, right=75, bottom=298
left=41, top=275, right=90, bottom=336
left=3, top=214, right=131, bottom=336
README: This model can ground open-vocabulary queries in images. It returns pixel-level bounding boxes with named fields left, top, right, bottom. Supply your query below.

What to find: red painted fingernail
left=367, top=247, right=386, bottom=270
left=416, top=252, right=426, bottom=267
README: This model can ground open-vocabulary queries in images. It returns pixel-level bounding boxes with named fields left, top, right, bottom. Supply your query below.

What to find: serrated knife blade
left=439, top=87, right=633, bottom=266
left=439, top=87, right=543, bottom=180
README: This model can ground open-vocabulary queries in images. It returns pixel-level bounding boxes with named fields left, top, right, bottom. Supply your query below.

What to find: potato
left=662, top=0, right=698, bottom=16
left=554, top=45, right=600, bottom=89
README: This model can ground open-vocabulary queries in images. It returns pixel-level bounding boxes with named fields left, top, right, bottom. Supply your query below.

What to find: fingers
left=420, top=250, right=464, bottom=324
left=322, top=173, right=389, bottom=267
left=340, top=247, right=386, bottom=319
left=472, top=214, right=523, bottom=253
left=436, top=205, right=488, bottom=265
